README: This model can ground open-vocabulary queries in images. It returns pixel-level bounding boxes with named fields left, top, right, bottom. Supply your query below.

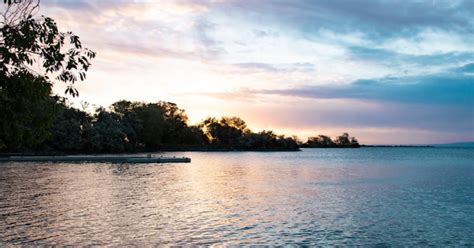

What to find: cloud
left=215, top=0, right=474, bottom=39
left=263, top=100, right=473, bottom=133
left=42, top=0, right=94, bottom=10
left=458, top=63, right=474, bottom=73
left=205, top=0, right=474, bottom=69
left=349, top=47, right=474, bottom=66
left=41, top=0, right=218, bottom=61
left=252, top=68, right=474, bottom=106
left=192, top=18, right=225, bottom=58
left=232, top=62, right=314, bottom=73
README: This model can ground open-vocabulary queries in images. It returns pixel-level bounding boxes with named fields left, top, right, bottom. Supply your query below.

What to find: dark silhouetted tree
left=158, top=101, right=189, bottom=145
left=0, top=71, right=56, bottom=151
left=0, top=0, right=95, bottom=152
left=47, top=98, right=91, bottom=152
left=133, top=103, right=164, bottom=149
left=335, top=132, right=351, bottom=146
left=306, top=135, right=335, bottom=147
left=81, top=108, right=126, bottom=153
left=201, top=117, right=249, bottom=147
left=1, top=0, right=96, bottom=96
left=240, top=131, right=299, bottom=151
left=305, top=132, right=360, bottom=148
left=110, top=100, right=143, bottom=151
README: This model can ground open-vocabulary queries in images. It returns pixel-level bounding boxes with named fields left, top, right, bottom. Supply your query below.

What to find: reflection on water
left=0, top=148, right=473, bottom=245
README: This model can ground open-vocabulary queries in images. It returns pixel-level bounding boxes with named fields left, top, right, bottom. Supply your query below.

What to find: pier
left=0, top=155, right=191, bottom=164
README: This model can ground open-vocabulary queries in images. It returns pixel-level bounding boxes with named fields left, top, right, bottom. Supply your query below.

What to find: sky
left=39, top=0, right=473, bottom=144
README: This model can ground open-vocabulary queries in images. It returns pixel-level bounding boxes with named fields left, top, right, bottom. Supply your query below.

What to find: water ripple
left=0, top=148, right=473, bottom=245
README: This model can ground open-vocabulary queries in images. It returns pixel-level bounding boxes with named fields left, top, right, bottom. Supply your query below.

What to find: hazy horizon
left=40, top=0, right=474, bottom=144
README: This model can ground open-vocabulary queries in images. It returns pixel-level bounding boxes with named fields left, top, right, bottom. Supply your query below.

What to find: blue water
left=0, top=147, right=473, bottom=245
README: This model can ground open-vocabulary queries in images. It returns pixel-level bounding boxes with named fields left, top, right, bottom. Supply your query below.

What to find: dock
left=0, top=155, right=191, bottom=164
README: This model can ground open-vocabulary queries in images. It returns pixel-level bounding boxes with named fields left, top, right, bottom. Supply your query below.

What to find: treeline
left=0, top=74, right=300, bottom=153
left=302, top=134, right=360, bottom=148
left=50, top=100, right=300, bottom=153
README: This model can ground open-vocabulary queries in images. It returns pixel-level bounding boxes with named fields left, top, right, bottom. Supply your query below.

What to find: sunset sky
left=41, top=0, right=473, bottom=144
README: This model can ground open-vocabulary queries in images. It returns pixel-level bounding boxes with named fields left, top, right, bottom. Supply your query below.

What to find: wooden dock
left=0, top=155, right=191, bottom=164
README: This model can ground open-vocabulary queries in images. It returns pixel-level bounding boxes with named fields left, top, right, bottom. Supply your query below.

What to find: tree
left=304, top=133, right=360, bottom=148
left=1, top=0, right=39, bottom=26
left=81, top=108, right=127, bottom=153
left=0, top=71, right=56, bottom=151
left=0, top=0, right=95, bottom=152
left=220, top=116, right=249, bottom=134
left=239, top=131, right=299, bottom=151
left=110, top=100, right=143, bottom=151
left=334, top=133, right=360, bottom=147
left=133, top=103, right=164, bottom=149
left=306, top=135, right=335, bottom=147
left=200, top=117, right=248, bottom=147
left=157, top=101, right=189, bottom=145
left=158, top=101, right=188, bottom=123
left=48, top=99, right=91, bottom=152
left=350, top=136, right=360, bottom=147
left=335, top=132, right=351, bottom=146
left=240, top=131, right=275, bottom=150
left=1, top=0, right=96, bottom=96
left=177, top=126, right=208, bottom=146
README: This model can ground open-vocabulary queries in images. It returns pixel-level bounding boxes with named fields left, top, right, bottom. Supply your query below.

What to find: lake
left=0, top=148, right=473, bottom=246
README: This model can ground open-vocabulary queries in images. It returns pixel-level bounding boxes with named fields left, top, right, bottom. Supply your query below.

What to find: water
left=0, top=148, right=473, bottom=246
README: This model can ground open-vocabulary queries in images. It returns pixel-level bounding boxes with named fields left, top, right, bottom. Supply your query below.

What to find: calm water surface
left=0, top=148, right=473, bottom=246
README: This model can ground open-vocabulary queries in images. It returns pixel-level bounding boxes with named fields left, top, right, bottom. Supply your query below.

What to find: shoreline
left=2, top=145, right=468, bottom=158
left=360, top=145, right=435, bottom=148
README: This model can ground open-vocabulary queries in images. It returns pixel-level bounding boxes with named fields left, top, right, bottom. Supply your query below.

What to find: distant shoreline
left=360, top=145, right=434, bottom=148
left=3, top=144, right=473, bottom=157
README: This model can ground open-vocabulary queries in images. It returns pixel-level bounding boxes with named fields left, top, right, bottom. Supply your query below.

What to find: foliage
left=304, top=133, right=360, bottom=148
left=306, top=135, right=335, bottom=147
left=132, top=103, right=164, bottom=149
left=47, top=99, right=91, bottom=152
left=0, top=0, right=96, bottom=151
left=239, top=130, right=299, bottom=151
left=83, top=109, right=127, bottom=153
left=198, top=117, right=299, bottom=151
left=110, top=100, right=142, bottom=150
left=201, top=117, right=248, bottom=147
left=178, top=126, right=208, bottom=146
left=0, top=70, right=56, bottom=151
left=158, top=101, right=189, bottom=145
left=1, top=0, right=96, bottom=96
